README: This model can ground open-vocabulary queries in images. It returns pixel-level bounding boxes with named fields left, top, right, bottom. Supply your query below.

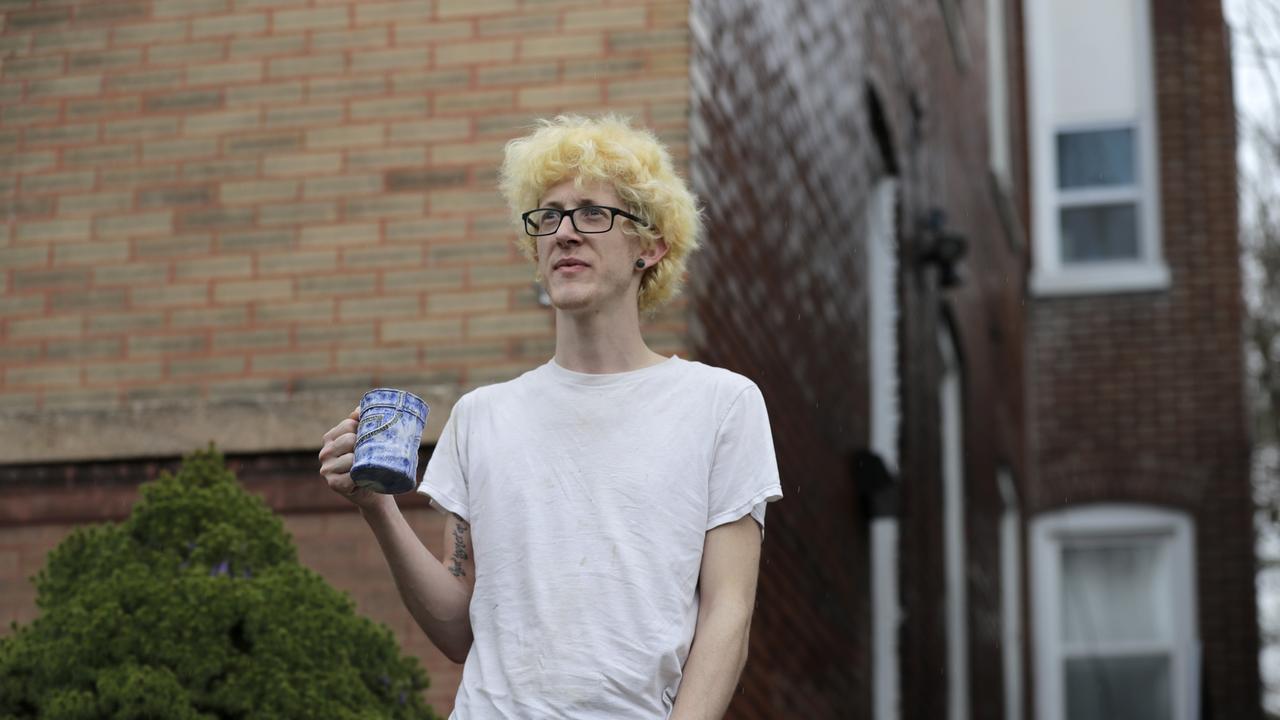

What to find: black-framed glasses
left=521, top=205, right=646, bottom=237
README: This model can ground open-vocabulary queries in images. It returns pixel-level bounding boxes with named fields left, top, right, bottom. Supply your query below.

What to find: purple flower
left=210, top=559, right=230, bottom=577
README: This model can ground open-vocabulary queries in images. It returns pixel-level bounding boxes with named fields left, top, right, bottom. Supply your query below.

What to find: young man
left=318, top=115, right=782, bottom=719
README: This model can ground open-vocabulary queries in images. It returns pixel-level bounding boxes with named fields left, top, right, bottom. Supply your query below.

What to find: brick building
left=1017, top=0, right=1259, bottom=716
left=0, top=0, right=1259, bottom=718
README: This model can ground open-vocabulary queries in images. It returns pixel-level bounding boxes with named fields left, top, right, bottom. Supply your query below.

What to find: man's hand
left=318, top=405, right=389, bottom=510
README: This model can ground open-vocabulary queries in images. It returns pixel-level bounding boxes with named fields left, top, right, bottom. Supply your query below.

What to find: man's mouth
left=553, top=258, right=589, bottom=271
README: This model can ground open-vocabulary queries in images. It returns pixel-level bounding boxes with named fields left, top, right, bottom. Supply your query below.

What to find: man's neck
left=553, top=304, right=665, bottom=374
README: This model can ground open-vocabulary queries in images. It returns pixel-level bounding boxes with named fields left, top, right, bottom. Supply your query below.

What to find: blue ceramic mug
left=350, top=388, right=429, bottom=495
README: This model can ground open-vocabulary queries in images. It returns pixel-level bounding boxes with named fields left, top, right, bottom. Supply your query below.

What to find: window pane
left=1065, top=654, right=1172, bottom=720
left=1061, top=540, right=1169, bottom=644
left=1059, top=203, right=1139, bottom=263
left=1057, top=128, right=1136, bottom=188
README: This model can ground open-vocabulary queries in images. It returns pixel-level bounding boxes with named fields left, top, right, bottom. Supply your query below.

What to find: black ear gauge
left=635, top=259, right=646, bottom=269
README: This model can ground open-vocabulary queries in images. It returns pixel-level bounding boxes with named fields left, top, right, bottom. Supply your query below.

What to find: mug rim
left=359, top=388, right=428, bottom=421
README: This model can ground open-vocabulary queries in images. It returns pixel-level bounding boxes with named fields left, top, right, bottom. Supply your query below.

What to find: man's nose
left=553, top=212, right=580, bottom=245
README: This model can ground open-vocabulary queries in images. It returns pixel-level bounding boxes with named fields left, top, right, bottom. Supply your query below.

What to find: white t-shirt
left=417, top=356, right=783, bottom=719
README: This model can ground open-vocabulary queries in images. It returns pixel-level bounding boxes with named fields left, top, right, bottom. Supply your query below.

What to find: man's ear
left=640, top=237, right=669, bottom=267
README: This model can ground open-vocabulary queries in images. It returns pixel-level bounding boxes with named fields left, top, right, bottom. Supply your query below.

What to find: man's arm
left=319, top=409, right=476, bottom=664
left=670, top=514, right=762, bottom=720
left=361, top=503, right=476, bottom=663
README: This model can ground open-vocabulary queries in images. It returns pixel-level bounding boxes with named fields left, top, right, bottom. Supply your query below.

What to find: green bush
left=0, top=447, right=435, bottom=720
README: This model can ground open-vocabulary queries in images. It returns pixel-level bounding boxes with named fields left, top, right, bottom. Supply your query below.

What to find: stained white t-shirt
left=417, top=356, right=783, bottom=719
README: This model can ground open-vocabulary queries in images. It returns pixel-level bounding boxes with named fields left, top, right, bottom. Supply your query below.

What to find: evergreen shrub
left=0, top=447, right=435, bottom=719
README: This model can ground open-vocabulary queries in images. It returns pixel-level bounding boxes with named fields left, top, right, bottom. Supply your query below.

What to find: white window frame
left=1024, top=0, right=1171, bottom=295
left=998, top=468, right=1024, bottom=720
left=939, top=324, right=969, bottom=720
left=1030, top=504, right=1198, bottom=720
left=868, top=179, right=900, bottom=477
left=871, top=518, right=901, bottom=720
left=987, top=0, right=1011, bottom=185
left=867, top=179, right=901, bottom=720
left=987, top=0, right=1027, bottom=253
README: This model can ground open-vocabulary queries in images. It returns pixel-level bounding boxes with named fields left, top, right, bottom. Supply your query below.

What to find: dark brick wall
left=689, top=1, right=1027, bottom=717
left=1022, top=0, right=1260, bottom=715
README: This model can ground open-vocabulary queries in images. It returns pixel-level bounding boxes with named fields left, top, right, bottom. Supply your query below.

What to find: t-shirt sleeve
left=416, top=394, right=470, bottom=523
left=706, top=384, right=783, bottom=532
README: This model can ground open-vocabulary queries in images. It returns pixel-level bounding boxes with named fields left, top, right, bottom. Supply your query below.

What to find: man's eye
left=580, top=207, right=606, bottom=219
left=537, top=212, right=561, bottom=227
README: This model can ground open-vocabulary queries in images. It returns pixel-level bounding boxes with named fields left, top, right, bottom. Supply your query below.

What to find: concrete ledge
left=0, top=449, right=435, bottom=526
left=0, top=384, right=460, bottom=464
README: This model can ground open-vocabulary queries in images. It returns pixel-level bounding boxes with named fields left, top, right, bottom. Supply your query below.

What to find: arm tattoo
left=449, top=518, right=469, bottom=577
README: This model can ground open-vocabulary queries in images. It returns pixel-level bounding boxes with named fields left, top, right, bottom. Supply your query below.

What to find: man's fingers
left=320, top=451, right=355, bottom=489
left=326, top=452, right=354, bottom=476
left=322, top=431, right=356, bottom=458
left=322, top=422, right=345, bottom=442
left=320, top=445, right=355, bottom=474
left=319, top=405, right=368, bottom=506
left=322, top=418, right=358, bottom=443
left=325, top=472, right=359, bottom=497
left=335, top=431, right=355, bottom=456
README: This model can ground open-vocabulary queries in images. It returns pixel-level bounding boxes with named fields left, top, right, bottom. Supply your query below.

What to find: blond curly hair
left=497, top=114, right=702, bottom=315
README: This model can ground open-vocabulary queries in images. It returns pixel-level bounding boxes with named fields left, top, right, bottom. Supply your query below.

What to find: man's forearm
left=670, top=599, right=753, bottom=720
left=360, top=500, right=473, bottom=662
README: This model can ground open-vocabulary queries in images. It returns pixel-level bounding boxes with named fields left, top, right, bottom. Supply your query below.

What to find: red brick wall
left=1022, top=0, right=1260, bottom=715
left=689, top=1, right=1027, bottom=717
left=0, top=0, right=692, bottom=462
left=0, top=522, right=66, bottom=631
